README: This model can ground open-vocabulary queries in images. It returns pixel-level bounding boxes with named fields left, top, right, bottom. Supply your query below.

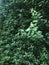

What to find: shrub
left=0, top=0, right=49, bottom=65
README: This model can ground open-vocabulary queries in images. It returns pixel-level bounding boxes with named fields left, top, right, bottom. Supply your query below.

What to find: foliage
left=0, top=0, right=49, bottom=65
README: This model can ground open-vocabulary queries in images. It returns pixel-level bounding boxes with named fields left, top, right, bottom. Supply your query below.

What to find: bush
left=0, top=0, right=49, bottom=65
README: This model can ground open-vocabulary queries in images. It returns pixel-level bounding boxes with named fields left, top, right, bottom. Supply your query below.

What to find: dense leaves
left=0, top=0, right=49, bottom=65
